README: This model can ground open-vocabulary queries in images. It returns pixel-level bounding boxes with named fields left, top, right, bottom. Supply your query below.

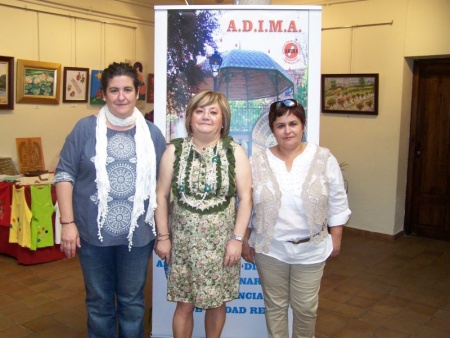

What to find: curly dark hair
left=101, top=62, right=139, bottom=94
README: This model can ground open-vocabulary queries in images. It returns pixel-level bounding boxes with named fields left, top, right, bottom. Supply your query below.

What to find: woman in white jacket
left=242, top=99, right=351, bottom=338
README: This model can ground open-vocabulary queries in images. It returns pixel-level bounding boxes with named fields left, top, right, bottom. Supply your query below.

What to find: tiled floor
left=1, top=231, right=450, bottom=337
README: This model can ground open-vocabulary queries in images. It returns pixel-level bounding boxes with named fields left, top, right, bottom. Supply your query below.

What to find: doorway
left=405, top=58, right=450, bottom=241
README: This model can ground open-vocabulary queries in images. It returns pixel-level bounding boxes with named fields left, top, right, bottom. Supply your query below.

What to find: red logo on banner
left=282, top=40, right=301, bottom=64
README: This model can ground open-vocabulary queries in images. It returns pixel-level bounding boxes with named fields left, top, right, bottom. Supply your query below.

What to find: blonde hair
left=185, top=90, right=231, bottom=138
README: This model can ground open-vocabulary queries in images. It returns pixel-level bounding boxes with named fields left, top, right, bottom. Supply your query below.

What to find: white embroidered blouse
left=249, top=143, right=351, bottom=264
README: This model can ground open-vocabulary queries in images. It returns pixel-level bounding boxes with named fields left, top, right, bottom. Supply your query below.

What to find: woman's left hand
left=329, top=225, right=343, bottom=258
left=224, top=239, right=243, bottom=267
left=241, top=241, right=255, bottom=263
left=155, top=238, right=172, bottom=263
left=60, top=222, right=80, bottom=259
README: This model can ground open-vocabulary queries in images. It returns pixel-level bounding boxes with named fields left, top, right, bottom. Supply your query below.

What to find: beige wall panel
left=135, top=25, right=155, bottom=73
left=104, top=25, right=135, bottom=66
left=405, top=0, right=450, bottom=57
left=0, top=7, right=39, bottom=59
left=75, top=20, right=103, bottom=68
left=59, top=0, right=154, bottom=21
left=321, top=30, right=352, bottom=73
left=38, top=14, right=72, bottom=63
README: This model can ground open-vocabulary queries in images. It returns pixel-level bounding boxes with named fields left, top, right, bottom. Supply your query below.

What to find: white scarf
left=95, top=105, right=157, bottom=250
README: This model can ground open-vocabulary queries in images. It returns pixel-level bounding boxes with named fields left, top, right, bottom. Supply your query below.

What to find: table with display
left=0, top=180, right=65, bottom=265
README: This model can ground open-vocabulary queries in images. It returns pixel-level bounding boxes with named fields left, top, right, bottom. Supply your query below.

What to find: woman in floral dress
left=155, top=90, right=252, bottom=338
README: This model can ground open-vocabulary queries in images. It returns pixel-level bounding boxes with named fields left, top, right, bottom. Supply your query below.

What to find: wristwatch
left=233, top=235, right=244, bottom=242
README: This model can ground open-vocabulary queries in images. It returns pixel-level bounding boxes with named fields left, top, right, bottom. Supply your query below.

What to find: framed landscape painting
left=321, top=73, right=379, bottom=115
left=0, top=56, right=14, bottom=110
left=16, top=59, right=61, bottom=104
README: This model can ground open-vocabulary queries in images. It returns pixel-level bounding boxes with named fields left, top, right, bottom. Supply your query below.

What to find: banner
left=152, top=5, right=322, bottom=338
left=152, top=256, right=267, bottom=338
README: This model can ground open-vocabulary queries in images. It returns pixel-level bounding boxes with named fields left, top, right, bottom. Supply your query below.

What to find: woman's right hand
left=60, top=223, right=80, bottom=259
left=155, top=238, right=172, bottom=264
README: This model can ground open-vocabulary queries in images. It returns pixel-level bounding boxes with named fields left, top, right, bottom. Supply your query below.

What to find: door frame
left=404, top=57, right=450, bottom=236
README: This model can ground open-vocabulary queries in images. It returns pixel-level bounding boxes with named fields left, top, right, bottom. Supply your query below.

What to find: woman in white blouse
left=242, top=99, right=351, bottom=338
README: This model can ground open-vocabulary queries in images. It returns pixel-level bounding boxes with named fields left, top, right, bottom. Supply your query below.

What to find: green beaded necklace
left=177, top=138, right=220, bottom=209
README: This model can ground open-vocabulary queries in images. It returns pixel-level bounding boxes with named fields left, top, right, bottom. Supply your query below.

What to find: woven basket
left=0, top=157, right=19, bottom=175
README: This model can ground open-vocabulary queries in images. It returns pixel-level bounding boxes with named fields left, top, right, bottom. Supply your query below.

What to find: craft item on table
left=0, top=157, right=19, bottom=176
left=39, top=173, right=50, bottom=181
left=30, top=184, right=55, bottom=250
left=9, top=185, right=32, bottom=248
left=0, top=182, right=13, bottom=227
left=16, top=173, right=55, bottom=186
left=15, top=137, right=47, bottom=176
left=0, top=175, right=22, bottom=182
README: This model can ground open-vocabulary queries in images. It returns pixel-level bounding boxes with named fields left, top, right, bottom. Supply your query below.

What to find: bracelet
left=232, top=235, right=244, bottom=242
left=157, top=232, right=170, bottom=237
left=158, top=236, right=170, bottom=241
left=60, top=219, right=75, bottom=225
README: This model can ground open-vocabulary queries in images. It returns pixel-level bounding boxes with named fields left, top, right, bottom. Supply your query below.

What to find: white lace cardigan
left=249, top=145, right=331, bottom=254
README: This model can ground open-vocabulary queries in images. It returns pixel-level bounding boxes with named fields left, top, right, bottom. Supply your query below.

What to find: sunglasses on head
left=269, top=99, right=299, bottom=112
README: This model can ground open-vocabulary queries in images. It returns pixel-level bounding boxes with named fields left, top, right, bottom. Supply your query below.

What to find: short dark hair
left=101, top=62, right=139, bottom=94
left=268, top=100, right=306, bottom=132
left=185, top=90, right=231, bottom=138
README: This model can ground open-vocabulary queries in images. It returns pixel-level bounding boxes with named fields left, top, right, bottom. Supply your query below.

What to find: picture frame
left=147, top=73, right=154, bottom=103
left=89, top=69, right=104, bottom=105
left=62, top=67, right=89, bottom=103
left=0, top=56, right=14, bottom=110
left=126, top=59, right=147, bottom=108
left=16, top=59, right=61, bottom=104
left=321, top=73, right=379, bottom=115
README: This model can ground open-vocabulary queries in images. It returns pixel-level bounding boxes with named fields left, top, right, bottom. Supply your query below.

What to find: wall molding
left=11, top=0, right=154, bottom=26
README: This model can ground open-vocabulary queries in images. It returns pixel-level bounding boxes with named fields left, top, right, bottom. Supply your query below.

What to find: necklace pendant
left=179, top=184, right=185, bottom=192
left=212, top=155, right=219, bottom=163
left=204, top=184, right=212, bottom=193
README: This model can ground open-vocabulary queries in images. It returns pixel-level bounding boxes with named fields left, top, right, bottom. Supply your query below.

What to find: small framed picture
left=0, top=55, right=14, bottom=110
left=321, top=73, right=379, bottom=115
left=90, top=70, right=104, bottom=105
left=63, top=67, right=89, bottom=103
left=16, top=59, right=61, bottom=105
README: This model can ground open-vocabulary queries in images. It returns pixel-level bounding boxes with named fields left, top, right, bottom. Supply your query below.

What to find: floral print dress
left=167, top=137, right=239, bottom=309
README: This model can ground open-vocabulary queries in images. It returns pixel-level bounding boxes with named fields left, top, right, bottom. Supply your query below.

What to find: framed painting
left=16, top=59, right=61, bottom=104
left=321, top=73, right=379, bottom=115
left=147, top=73, right=154, bottom=103
left=89, top=69, right=104, bottom=105
left=0, top=56, right=14, bottom=110
left=63, top=67, right=89, bottom=103
left=125, top=59, right=146, bottom=109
